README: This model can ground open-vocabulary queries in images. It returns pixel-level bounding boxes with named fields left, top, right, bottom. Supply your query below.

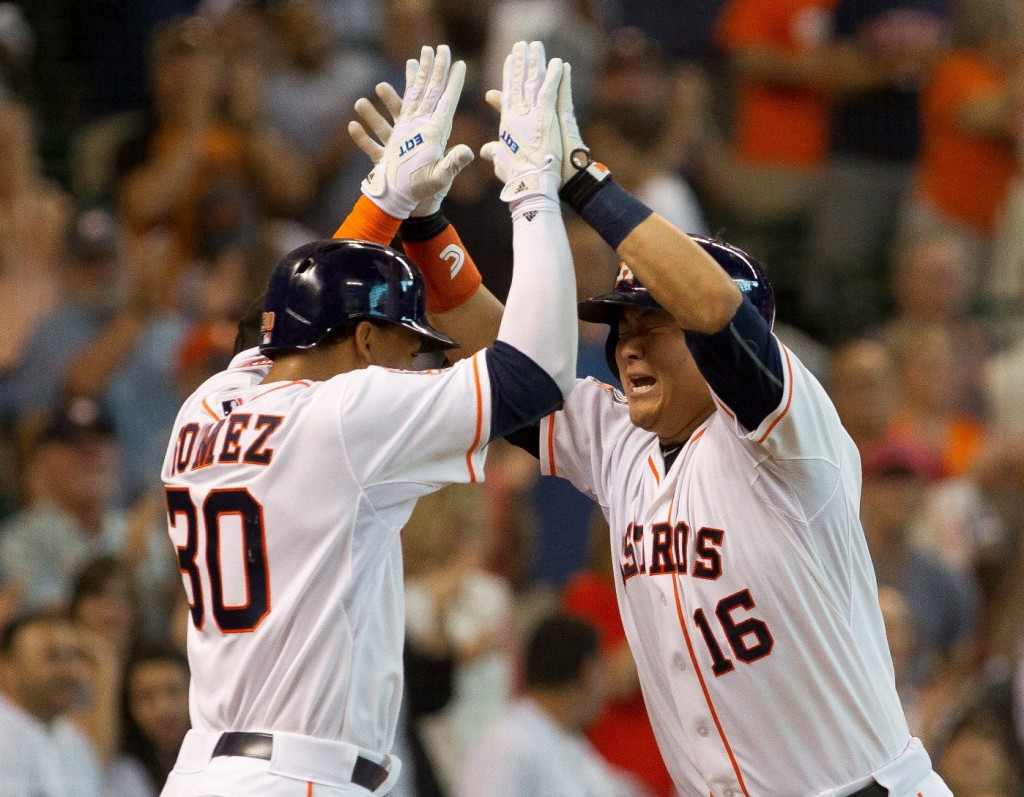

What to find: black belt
left=212, top=731, right=389, bottom=791
left=847, top=783, right=888, bottom=797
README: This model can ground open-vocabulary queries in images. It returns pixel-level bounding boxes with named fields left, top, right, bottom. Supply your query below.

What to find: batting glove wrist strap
left=399, top=211, right=450, bottom=242
left=500, top=155, right=562, bottom=209
left=559, top=160, right=612, bottom=213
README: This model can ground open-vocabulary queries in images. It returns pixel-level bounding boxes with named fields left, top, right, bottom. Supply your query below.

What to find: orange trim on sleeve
left=466, top=354, right=484, bottom=482
left=402, top=225, right=482, bottom=314
left=333, top=195, right=402, bottom=245
left=756, top=343, right=794, bottom=444
left=546, top=414, right=557, bottom=477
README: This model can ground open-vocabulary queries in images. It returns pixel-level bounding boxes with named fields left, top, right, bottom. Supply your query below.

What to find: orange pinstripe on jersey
left=546, top=414, right=557, bottom=477
left=306, top=782, right=313, bottom=796
left=665, top=428, right=750, bottom=796
left=250, top=380, right=311, bottom=404
left=647, top=456, right=660, bottom=484
left=466, top=354, right=484, bottom=482
left=755, top=344, right=794, bottom=444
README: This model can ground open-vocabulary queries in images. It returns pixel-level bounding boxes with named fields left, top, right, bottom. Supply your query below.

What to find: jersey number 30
left=165, top=487, right=271, bottom=633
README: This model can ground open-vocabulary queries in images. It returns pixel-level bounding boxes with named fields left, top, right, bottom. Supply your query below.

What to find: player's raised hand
left=353, top=44, right=474, bottom=219
left=480, top=41, right=563, bottom=206
left=555, top=62, right=593, bottom=187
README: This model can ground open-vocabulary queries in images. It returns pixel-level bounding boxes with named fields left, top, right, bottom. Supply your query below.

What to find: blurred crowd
left=1, top=0, right=1024, bottom=795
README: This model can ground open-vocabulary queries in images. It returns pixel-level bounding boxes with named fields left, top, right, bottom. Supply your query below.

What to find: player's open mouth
left=629, top=375, right=657, bottom=396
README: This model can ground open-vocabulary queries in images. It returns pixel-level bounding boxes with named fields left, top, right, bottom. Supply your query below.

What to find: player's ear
left=353, top=320, right=377, bottom=366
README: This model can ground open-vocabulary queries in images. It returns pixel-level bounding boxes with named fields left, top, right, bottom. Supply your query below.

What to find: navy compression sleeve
left=685, top=298, right=784, bottom=432
left=485, top=340, right=564, bottom=441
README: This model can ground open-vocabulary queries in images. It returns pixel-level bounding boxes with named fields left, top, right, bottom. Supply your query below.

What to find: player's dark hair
left=524, top=613, right=600, bottom=689
left=120, top=644, right=192, bottom=789
left=0, top=608, right=76, bottom=657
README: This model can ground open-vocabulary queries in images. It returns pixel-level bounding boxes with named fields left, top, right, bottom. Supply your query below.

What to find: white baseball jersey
left=161, top=347, right=491, bottom=760
left=540, top=344, right=946, bottom=797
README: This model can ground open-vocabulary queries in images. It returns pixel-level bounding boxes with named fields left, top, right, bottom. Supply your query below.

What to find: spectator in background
left=878, top=585, right=965, bottom=753
left=0, top=101, right=71, bottom=377
left=562, top=514, right=673, bottom=797
left=117, top=15, right=313, bottom=271
left=70, top=556, right=138, bottom=667
left=262, top=0, right=384, bottom=235
left=0, top=400, right=125, bottom=610
left=903, top=0, right=1024, bottom=279
left=0, top=609, right=102, bottom=797
left=888, top=321, right=988, bottom=478
left=803, top=0, right=950, bottom=342
left=827, top=338, right=901, bottom=455
left=108, top=646, right=191, bottom=797
left=714, top=0, right=835, bottom=321
left=404, top=483, right=516, bottom=793
left=875, top=231, right=992, bottom=416
left=584, top=29, right=708, bottom=236
left=457, top=613, right=650, bottom=797
left=860, top=440, right=981, bottom=683
left=938, top=709, right=1024, bottom=797
left=7, top=206, right=122, bottom=421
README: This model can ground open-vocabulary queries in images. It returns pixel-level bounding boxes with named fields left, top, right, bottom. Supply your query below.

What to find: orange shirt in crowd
left=563, top=572, right=674, bottom=797
left=918, top=50, right=1018, bottom=234
left=887, top=415, right=987, bottom=480
left=716, top=0, right=836, bottom=168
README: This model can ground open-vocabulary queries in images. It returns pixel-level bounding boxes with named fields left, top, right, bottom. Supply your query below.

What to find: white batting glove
left=355, top=45, right=474, bottom=219
left=480, top=41, right=563, bottom=210
left=555, top=62, right=592, bottom=187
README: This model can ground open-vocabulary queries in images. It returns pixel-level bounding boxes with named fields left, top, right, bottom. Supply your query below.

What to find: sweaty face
left=614, top=307, right=714, bottom=444
left=368, top=324, right=424, bottom=371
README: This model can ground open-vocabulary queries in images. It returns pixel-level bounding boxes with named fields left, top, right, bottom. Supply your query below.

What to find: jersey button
left=660, top=594, right=668, bottom=606
left=673, top=653, right=686, bottom=670
left=697, top=724, right=709, bottom=737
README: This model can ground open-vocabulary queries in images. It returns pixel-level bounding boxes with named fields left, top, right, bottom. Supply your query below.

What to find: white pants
left=160, top=730, right=401, bottom=797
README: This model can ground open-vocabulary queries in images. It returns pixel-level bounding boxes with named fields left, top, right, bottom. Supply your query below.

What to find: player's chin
left=626, top=395, right=661, bottom=432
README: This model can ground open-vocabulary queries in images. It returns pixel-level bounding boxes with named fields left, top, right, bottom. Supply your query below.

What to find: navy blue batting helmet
left=258, top=239, right=458, bottom=356
left=577, top=236, right=775, bottom=377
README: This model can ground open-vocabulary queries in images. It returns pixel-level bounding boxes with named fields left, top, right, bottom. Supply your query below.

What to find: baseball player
left=159, top=44, right=576, bottom=796
left=349, top=55, right=954, bottom=797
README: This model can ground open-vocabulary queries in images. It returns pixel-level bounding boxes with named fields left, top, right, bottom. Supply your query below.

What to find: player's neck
left=264, top=345, right=364, bottom=384
left=658, top=403, right=715, bottom=448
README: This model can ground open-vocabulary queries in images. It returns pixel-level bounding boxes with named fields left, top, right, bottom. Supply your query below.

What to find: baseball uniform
left=539, top=325, right=952, bottom=796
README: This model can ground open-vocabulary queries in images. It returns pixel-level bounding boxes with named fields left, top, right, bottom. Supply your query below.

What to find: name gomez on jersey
left=539, top=345, right=932, bottom=796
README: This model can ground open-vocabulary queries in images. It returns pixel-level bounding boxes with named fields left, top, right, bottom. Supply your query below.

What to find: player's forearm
left=429, top=288, right=503, bottom=362
left=564, top=172, right=740, bottom=332
left=496, top=199, right=578, bottom=397
left=618, top=213, right=741, bottom=332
